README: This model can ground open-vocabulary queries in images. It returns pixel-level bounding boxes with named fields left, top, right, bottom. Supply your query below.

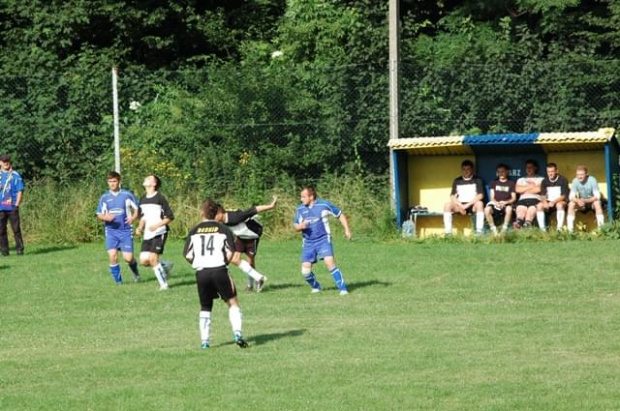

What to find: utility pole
left=388, top=0, right=400, bottom=215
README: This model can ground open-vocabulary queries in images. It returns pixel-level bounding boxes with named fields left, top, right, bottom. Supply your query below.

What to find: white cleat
left=159, top=283, right=169, bottom=291
left=162, top=261, right=174, bottom=279
left=311, top=287, right=322, bottom=294
left=339, top=290, right=349, bottom=296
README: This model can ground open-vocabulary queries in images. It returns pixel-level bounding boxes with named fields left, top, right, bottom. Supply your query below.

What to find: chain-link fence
left=1, top=61, right=620, bottom=194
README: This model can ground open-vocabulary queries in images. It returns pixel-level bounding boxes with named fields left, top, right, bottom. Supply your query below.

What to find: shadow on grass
left=0, top=264, right=8, bottom=271
left=28, top=245, right=78, bottom=255
left=215, top=329, right=307, bottom=348
left=261, top=282, right=304, bottom=292
left=347, top=279, right=392, bottom=292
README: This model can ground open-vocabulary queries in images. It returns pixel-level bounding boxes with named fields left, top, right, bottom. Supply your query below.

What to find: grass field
left=1, top=238, right=620, bottom=410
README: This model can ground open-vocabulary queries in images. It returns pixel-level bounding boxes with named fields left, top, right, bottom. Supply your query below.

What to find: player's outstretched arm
left=255, top=196, right=278, bottom=213
left=339, top=214, right=352, bottom=240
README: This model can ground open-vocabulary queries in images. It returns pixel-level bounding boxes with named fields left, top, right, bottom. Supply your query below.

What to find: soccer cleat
left=311, top=287, right=322, bottom=294
left=132, top=273, right=140, bottom=283
left=245, top=285, right=253, bottom=293
left=201, top=341, right=210, bottom=350
left=159, top=283, right=169, bottom=291
left=233, top=333, right=249, bottom=348
left=339, top=290, right=349, bottom=296
left=512, top=220, right=521, bottom=230
left=256, top=276, right=267, bottom=293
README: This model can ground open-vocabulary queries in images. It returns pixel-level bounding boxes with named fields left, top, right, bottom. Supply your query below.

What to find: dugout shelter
left=389, top=128, right=620, bottom=237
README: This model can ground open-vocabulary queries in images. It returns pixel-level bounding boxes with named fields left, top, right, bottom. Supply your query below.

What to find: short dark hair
left=202, top=199, right=220, bottom=220
left=301, top=185, right=317, bottom=200
left=461, top=160, right=474, bottom=168
left=525, top=159, right=539, bottom=171
left=496, top=163, right=510, bottom=171
left=107, top=171, right=121, bottom=181
left=547, top=162, right=557, bottom=169
left=0, top=154, right=11, bottom=163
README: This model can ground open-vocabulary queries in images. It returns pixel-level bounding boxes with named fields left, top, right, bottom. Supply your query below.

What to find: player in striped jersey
left=135, top=175, right=174, bottom=290
left=96, top=171, right=140, bottom=284
left=216, top=196, right=278, bottom=293
left=184, top=199, right=248, bottom=349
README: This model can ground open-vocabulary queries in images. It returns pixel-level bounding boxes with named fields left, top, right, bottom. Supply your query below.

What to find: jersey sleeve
left=183, top=228, right=196, bottom=261
left=127, top=192, right=139, bottom=211
left=294, top=207, right=303, bottom=225
left=220, top=224, right=235, bottom=257
left=590, top=177, right=601, bottom=199
left=560, top=178, right=569, bottom=197
left=540, top=179, right=548, bottom=196
left=226, top=207, right=257, bottom=225
left=161, top=196, right=174, bottom=220
left=96, top=195, right=106, bottom=215
left=325, top=201, right=342, bottom=218
left=450, top=179, right=458, bottom=195
left=14, top=173, right=24, bottom=192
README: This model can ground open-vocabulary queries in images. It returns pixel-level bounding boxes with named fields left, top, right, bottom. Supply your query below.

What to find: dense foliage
left=0, top=0, right=619, bottom=192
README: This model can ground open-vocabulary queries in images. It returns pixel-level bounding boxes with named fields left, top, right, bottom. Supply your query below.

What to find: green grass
left=1, top=239, right=620, bottom=410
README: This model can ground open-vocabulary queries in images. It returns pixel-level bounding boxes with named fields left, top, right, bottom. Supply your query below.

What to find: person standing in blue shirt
left=96, top=171, right=140, bottom=284
left=0, top=155, right=25, bottom=256
left=294, top=186, right=352, bottom=295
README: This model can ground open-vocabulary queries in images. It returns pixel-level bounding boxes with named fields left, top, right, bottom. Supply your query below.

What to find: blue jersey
left=0, top=170, right=25, bottom=211
left=96, top=189, right=139, bottom=231
left=294, top=199, right=342, bottom=242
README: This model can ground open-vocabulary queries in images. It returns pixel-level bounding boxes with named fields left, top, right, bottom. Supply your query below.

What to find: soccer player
left=536, top=163, right=569, bottom=231
left=0, top=155, right=25, bottom=256
left=216, top=196, right=278, bottom=293
left=96, top=171, right=140, bottom=284
left=294, top=186, right=351, bottom=295
left=513, top=159, right=543, bottom=229
left=484, top=163, right=516, bottom=235
left=184, top=199, right=249, bottom=350
left=443, top=160, right=485, bottom=235
left=567, top=165, right=605, bottom=232
left=135, top=175, right=174, bottom=290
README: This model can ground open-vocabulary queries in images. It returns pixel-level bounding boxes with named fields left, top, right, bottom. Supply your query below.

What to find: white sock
left=596, top=214, right=604, bottom=227
left=228, top=305, right=242, bottom=335
left=476, top=212, right=484, bottom=233
left=153, top=263, right=167, bottom=287
left=238, top=259, right=264, bottom=282
left=556, top=210, right=565, bottom=229
left=536, top=211, right=546, bottom=230
left=567, top=215, right=575, bottom=232
left=443, top=212, right=453, bottom=234
left=199, top=311, right=211, bottom=343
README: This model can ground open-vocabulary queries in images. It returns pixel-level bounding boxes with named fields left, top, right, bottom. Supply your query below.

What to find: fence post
left=112, top=66, right=121, bottom=173
left=389, top=0, right=401, bottom=219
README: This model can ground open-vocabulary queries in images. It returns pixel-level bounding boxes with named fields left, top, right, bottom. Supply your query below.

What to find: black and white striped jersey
left=184, top=220, right=234, bottom=270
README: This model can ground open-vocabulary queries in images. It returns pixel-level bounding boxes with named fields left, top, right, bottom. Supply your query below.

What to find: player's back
left=184, top=220, right=234, bottom=270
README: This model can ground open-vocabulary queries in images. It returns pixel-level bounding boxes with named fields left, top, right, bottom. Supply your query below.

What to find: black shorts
left=516, top=198, right=540, bottom=208
left=486, top=202, right=512, bottom=216
left=141, top=233, right=168, bottom=254
left=576, top=203, right=595, bottom=212
left=196, top=267, right=237, bottom=308
left=234, top=237, right=260, bottom=256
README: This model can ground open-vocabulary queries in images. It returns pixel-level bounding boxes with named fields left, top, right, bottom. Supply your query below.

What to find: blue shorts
left=301, top=238, right=334, bottom=264
left=105, top=228, right=134, bottom=253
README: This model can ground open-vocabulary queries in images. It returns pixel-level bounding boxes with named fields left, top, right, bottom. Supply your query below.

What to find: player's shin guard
left=228, top=305, right=242, bottom=336
left=238, top=259, right=264, bottom=282
left=556, top=210, right=566, bottom=230
left=330, top=267, right=347, bottom=292
left=302, top=267, right=321, bottom=290
left=199, top=311, right=211, bottom=344
left=109, top=264, right=122, bottom=284
left=153, top=263, right=167, bottom=287
left=536, top=211, right=546, bottom=231
left=443, top=212, right=453, bottom=234
left=475, top=211, right=484, bottom=233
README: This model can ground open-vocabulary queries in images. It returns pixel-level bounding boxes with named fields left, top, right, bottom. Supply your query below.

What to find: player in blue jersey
left=96, top=171, right=140, bottom=284
left=294, top=186, right=352, bottom=295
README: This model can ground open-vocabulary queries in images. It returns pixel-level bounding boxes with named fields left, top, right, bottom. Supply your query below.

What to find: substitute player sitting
left=184, top=199, right=249, bottom=350
left=216, top=196, right=278, bottom=293
left=536, top=162, right=569, bottom=231
left=484, top=163, right=516, bottom=235
left=135, top=175, right=174, bottom=290
left=294, top=186, right=351, bottom=295
left=443, top=160, right=485, bottom=235
left=513, top=159, right=543, bottom=229
left=567, top=165, right=605, bottom=232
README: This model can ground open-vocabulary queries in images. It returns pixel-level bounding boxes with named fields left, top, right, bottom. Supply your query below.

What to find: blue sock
left=304, top=272, right=322, bottom=290
left=128, top=260, right=139, bottom=276
left=330, top=267, right=347, bottom=291
left=109, top=264, right=122, bottom=284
